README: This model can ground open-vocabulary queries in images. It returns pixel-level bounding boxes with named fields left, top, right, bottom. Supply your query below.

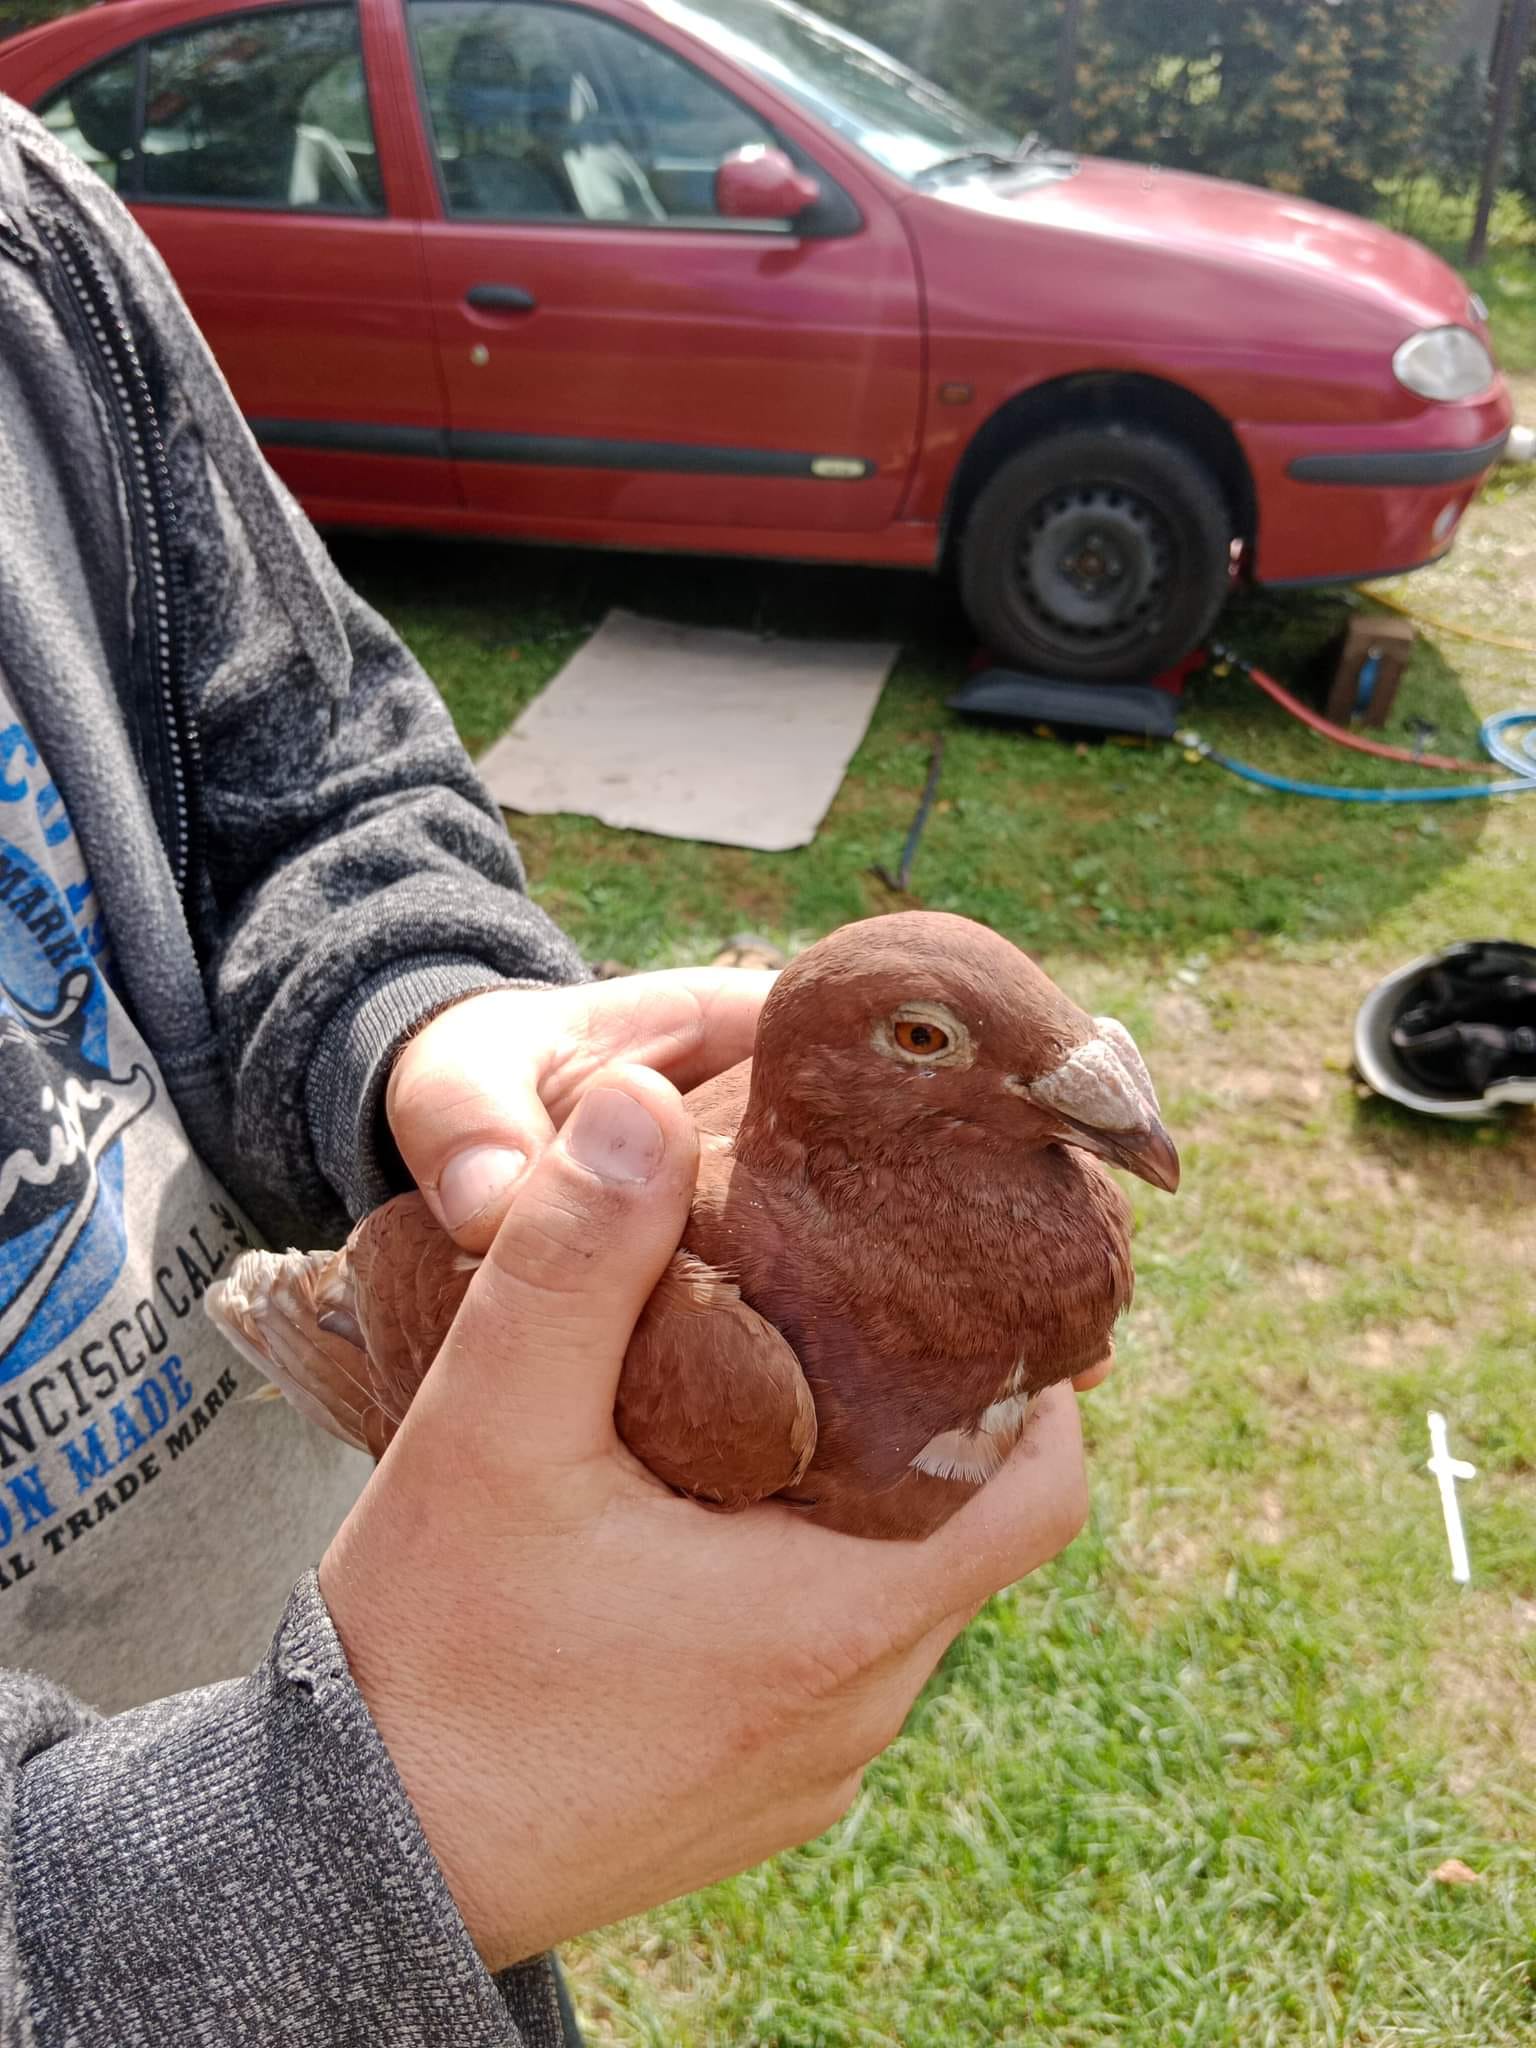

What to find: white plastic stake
left=1426, top=1411, right=1476, bottom=1585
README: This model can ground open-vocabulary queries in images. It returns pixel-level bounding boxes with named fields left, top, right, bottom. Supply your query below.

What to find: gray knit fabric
left=0, top=96, right=585, bottom=1248
left=0, top=92, right=587, bottom=2045
left=12, top=1577, right=571, bottom=2048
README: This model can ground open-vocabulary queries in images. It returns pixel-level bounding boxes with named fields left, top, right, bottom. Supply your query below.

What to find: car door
left=404, top=0, right=923, bottom=542
left=36, top=0, right=454, bottom=519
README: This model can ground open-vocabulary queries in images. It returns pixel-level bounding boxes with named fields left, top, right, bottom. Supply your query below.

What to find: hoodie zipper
left=22, top=211, right=201, bottom=904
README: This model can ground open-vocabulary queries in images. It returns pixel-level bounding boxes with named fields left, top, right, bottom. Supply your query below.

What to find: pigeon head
left=747, top=911, right=1179, bottom=1192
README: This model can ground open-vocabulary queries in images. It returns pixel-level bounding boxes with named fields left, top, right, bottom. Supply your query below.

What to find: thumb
left=424, top=1064, right=700, bottom=1469
left=387, top=989, right=559, bottom=1256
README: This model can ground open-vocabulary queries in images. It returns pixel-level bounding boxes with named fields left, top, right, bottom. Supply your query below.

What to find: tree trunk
left=1055, top=0, right=1085, bottom=147
left=1469, top=0, right=1535, bottom=262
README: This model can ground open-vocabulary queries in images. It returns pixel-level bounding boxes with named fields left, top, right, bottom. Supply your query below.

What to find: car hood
left=921, top=154, right=1475, bottom=334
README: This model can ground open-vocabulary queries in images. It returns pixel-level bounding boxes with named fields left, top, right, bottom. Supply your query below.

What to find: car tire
left=959, top=425, right=1234, bottom=682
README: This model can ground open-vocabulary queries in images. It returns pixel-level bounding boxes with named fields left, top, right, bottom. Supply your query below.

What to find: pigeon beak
left=1053, top=1111, right=1181, bottom=1193
left=1012, top=1020, right=1180, bottom=1193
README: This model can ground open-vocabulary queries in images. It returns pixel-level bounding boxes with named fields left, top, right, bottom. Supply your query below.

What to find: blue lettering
left=5, top=1465, right=56, bottom=1532
left=134, top=1378, right=169, bottom=1434
left=0, top=723, right=36, bottom=801
left=63, top=1425, right=115, bottom=1493
left=161, top=1355, right=194, bottom=1412
left=0, top=1500, right=9, bottom=1546
left=65, top=879, right=93, bottom=915
left=110, top=1401, right=147, bottom=1460
left=34, top=785, right=71, bottom=848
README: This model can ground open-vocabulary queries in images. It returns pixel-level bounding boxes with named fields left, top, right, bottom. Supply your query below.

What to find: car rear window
left=39, top=4, right=383, bottom=215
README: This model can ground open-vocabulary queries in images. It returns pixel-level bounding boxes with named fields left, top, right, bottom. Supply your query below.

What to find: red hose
left=1216, top=652, right=1490, bottom=774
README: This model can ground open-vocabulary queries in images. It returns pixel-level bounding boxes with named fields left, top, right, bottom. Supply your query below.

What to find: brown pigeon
left=208, top=913, right=1177, bottom=1540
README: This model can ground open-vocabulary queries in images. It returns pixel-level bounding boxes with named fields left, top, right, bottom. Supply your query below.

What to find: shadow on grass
left=331, top=533, right=1490, bottom=966
left=1348, top=1089, right=1535, bottom=1216
left=330, top=529, right=947, bottom=660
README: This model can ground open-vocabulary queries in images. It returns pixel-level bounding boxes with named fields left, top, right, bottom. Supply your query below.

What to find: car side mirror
left=715, top=144, right=821, bottom=224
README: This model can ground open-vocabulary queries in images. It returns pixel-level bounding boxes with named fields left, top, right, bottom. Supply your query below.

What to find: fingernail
left=566, top=1088, right=664, bottom=1184
left=430, top=1145, right=528, bottom=1231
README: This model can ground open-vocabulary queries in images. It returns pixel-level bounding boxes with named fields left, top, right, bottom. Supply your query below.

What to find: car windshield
left=646, top=0, right=1028, bottom=183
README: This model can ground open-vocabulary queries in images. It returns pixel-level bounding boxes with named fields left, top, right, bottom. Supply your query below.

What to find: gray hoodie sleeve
left=3, top=1577, right=571, bottom=2048
left=163, top=353, right=587, bottom=1240
left=0, top=103, right=580, bottom=2048
left=35, top=105, right=590, bottom=1242
left=183, top=448, right=587, bottom=1235
left=6, top=101, right=587, bottom=1247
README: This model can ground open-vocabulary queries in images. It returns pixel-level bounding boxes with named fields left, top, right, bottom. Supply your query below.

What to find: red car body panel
left=0, top=0, right=1515, bottom=586
left=896, top=163, right=1513, bottom=579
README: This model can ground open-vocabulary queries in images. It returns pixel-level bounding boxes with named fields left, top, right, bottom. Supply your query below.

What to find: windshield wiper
left=914, top=136, right=1050, bottom=186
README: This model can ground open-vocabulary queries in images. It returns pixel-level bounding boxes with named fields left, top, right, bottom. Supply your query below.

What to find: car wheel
left=959, top=426, right=1234, bottom=682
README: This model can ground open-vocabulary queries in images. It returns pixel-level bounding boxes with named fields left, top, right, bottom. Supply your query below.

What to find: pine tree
left=1427, top=51, right=1492, bottom=195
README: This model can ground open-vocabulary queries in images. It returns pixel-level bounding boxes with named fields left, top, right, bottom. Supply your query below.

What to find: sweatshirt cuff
left=13, top=1573, right=568, bottom=2047
left=307, top=956, right=542, bottom=1219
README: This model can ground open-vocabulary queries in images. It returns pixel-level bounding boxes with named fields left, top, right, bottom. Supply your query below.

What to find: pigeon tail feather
left=207, top=1245, right=391, bottom=1457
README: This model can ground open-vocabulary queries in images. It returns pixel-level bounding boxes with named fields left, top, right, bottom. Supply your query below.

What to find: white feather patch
left=910, top=1393, right=1037, bottom=1484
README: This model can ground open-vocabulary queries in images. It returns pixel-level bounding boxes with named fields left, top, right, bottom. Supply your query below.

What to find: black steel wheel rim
left=1015, top=481, right=1174, bottom=652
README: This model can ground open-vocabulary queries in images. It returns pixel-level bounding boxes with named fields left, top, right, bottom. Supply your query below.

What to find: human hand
left=387, top=972, right=772, bottom=1252
left=319, top=1064, right=1091, bottom=1970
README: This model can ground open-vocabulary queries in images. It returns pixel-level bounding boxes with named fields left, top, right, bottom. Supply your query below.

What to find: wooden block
left=1325, top=614, right=1416, bottom=728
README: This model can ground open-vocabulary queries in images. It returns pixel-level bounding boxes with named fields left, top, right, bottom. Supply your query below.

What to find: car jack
left=947, top=667, right=1185, bottom=740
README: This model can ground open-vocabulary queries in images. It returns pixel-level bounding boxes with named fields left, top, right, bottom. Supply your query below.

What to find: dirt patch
left=1118, top=1491, right=1223, bottom=1593
left=1258, top=1366, right=1376, bottom=1444
left=1253, top=1487, right=1287, bottom=1546
left=1288, top=1258, right=1339, bottom=1303
left=1117, top=1296, right=1186, bottom=1398
left=1393, top=416, right=1536, bottom=635
left=1438, top=1596, right=1536, bottom=1817
left=1150, top=989, right=1211, bottom=1042
left=1348, top=1320, right=1458, bottom=1373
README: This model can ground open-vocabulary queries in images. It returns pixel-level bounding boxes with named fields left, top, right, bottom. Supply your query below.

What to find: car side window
left=38, top=6, right=382, bottom=215
left=408, top=0, right=773, bottom=225
left=39, top=54, right=140, bottom=192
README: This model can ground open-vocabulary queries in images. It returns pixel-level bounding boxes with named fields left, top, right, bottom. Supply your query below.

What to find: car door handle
left=465, top=283, right=538, bottom=313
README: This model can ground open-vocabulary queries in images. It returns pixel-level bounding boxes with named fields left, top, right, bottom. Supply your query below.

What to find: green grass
left=1466, top=251, right=1536, bottom=376
left=340, top=538, right=1526, bottom=973
left=571, top=1555, right=1535, bottom=2045
left=333, top=304, right=1536, bottom=2045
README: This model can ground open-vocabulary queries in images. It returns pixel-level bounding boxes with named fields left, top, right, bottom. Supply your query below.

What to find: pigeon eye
left=894, top=1019, right=950, bottom=1056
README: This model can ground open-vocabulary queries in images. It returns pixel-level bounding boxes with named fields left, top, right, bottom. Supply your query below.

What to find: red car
left=0, top=0, right=1514, bottom=680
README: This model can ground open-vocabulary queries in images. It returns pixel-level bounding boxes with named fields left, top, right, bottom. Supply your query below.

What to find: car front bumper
left=1238, top=381, right=1516, bottom=587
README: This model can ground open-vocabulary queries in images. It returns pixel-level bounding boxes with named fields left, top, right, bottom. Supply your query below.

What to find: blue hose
left=1176, top=707, right=1536, bottom=803
left=1484, top=707, right=1536, bottom=778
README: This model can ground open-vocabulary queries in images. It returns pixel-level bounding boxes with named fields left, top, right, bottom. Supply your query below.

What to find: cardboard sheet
left=477, top=609, right=898, bottom=851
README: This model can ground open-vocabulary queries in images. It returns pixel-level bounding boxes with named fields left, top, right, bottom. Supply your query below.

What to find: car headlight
left=1393, top=326, right=1494, bottom=402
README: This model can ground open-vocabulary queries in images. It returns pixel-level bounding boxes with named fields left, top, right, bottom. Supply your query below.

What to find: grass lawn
left=333, top=357, right=1536, bottom=2043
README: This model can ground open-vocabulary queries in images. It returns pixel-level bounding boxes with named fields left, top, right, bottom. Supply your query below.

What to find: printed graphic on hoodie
left=0, top=709, right=257, bottom=1596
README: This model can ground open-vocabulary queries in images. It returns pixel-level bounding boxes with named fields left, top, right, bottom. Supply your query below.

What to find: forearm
left=166, top=413, right=585, bottom=1234
left=6, top=1576, right=557, bottom=2048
